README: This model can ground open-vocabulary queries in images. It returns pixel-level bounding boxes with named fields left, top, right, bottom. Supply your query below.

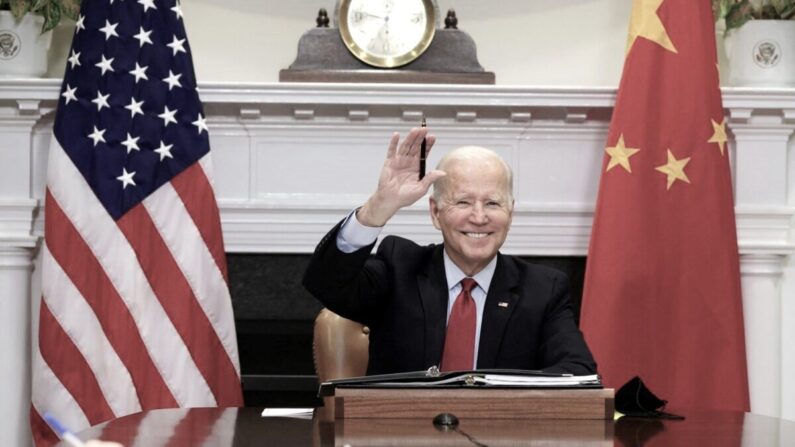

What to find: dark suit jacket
left=303, top=221, right=597, bottom=375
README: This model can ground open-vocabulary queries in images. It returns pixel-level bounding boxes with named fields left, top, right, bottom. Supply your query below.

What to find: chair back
left=312, top=308, right=369, bottom=384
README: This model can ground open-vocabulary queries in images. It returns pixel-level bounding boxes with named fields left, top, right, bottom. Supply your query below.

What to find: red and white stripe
left=32, top=141, right=242, bottom=445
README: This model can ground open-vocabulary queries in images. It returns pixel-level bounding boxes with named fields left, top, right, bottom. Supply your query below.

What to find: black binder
left=319, top=368, right=602, bottom=397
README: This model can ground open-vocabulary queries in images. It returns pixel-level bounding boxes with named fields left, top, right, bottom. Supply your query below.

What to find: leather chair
left=312, top=308, right=370, bottom=418
left=312, top=308, right=370, bottom=384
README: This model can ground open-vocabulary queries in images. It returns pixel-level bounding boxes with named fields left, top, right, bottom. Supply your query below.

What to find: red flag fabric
left=31, top=1, right=243, bottom=445
left=580, top=0, right=749, bottom=412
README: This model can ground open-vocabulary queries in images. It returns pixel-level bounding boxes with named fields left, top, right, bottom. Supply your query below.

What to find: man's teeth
left=465, top=233, right=488, bottom=239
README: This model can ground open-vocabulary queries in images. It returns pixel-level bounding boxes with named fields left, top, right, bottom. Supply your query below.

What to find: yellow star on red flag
left=708, top=118, right=728, bottom=156
left=605, top=134, right=641, bottom=173
left=627, top=0, right=678, bottom=56
left=655, top=149, right=691, bottom=190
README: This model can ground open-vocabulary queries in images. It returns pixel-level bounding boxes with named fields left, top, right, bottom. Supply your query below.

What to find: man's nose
left=469, top=203, right=489, bottom=224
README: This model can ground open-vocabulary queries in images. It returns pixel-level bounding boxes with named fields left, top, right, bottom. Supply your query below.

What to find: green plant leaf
left=769, top=0, right=795, bottom=16
left=712, top=0, right=725, bottom=21
left=31, top=0, right=49, bottom=11
left=713, top=0, right=737, bottom=21
left=3, top=0, right=82, bottom=33
left=760, top=3, right=778, bottom=18
left=725, top=1, right=755, bottom=30
left=780, top=2, right=795, bottom=19
left=41, top=1, right=60, bottom=32
left=9, top=0, right=31, bottom=19
left=62, top=0, right=80, bottom=20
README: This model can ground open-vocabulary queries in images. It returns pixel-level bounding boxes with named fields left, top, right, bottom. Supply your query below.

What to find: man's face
left=430, top=160, right=513, bottom=276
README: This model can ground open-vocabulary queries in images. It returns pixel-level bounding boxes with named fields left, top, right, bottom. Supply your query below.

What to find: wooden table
left=59, top=407, right=795, bottom=446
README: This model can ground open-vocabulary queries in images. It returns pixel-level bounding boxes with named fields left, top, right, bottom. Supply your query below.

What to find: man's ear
left=429, top=197, right=442, bottom=230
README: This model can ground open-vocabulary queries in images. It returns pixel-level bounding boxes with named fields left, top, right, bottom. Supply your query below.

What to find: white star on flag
left=61, top=85, right=77, bottom=104
left=133, top=26, right=154, bottom=47
left=130, top=63, right=149, bottom=83
left=75, top=14, right=85, bottom=33
left=158, top=106, right=178, bottom=127
left=167, top=36, right=187, bottom=56
left=125, top=98, right=145, bottom=118
left=171, top=4, right=184, bottom=20
left=88, top=126, right=106, bottom=146
left=67, top=50, right=81, bottom=69
left=138, top=0, right=157, bottom=12
left=121, top=133, right=141, bottom=154
left=95, top=55, right=115, bottom=75
left=116, top=168, right=137, bottom=189
left=192, top=114, right=209, bottom=134
left=99, top=20, right=119, bottom=40
left=154, top=140, right=174, bottom=160
left=163, top=70, right=183, bottom=91
left=91, top=91, right=110, bottom=111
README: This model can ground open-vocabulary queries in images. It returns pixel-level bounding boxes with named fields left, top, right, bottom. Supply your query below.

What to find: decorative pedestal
left=0, top=12, right=52, bottom=78
left=725, top=20, right=795, bottom=87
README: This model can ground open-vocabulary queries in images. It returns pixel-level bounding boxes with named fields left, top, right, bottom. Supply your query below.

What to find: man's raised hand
left=357, top=127, right=446, bottom=227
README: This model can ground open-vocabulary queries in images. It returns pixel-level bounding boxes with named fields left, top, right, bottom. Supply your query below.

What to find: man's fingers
left=421, top=169, right=447, bottom=189
left=397, top=128, right=417, bottom=156
left=385, top=132, right=400, bottom=159
left=401, top=127, right=427, bottom=157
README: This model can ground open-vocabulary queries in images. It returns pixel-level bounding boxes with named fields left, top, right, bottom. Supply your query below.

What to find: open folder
left=319, top=368, right=602, bottom=397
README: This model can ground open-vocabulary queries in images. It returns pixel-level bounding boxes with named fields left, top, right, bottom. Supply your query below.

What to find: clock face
left=339, top=0, right=436, bottom=68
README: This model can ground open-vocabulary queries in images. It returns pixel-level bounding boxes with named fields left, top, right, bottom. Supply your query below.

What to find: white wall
left=190, top=0, right=632, bottom=86
left=46, top=0, right=633, bottom=86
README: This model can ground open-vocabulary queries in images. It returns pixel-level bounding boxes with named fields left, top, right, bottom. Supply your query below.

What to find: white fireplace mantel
left=3, top=80, right=792, bottom=253
left=1, top=79, right=793, bottom=444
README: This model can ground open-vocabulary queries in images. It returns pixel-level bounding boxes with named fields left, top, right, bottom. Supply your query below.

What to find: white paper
left=260, top=408, right=314, bottom=419
left=375, top=373, right=601, bottom=387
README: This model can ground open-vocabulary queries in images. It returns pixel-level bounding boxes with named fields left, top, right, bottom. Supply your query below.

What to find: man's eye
left=487, top=201, right=500, bottom=207
left=456, top=200, right=470, bottom=206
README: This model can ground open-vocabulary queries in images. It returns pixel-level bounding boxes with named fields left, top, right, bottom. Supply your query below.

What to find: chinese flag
left=580, top=0, right=749, bottom=412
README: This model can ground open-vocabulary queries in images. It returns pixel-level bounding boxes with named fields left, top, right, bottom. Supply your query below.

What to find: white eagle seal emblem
left=753, top=40, right=781, bottom=68
left=0, top=30, right=21, bottom=60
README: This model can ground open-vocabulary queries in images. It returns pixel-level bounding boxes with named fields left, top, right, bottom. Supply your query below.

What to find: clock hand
left=368, top=22, right=391, bottom=52
left=355, top=10, right=386, bottom=21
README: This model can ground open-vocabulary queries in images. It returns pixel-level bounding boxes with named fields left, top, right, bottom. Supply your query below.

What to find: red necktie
left=440, top=278, right=478, bottom=371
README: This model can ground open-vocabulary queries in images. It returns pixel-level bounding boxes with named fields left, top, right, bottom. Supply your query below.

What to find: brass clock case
left=338, top=0, right=437, bottom=68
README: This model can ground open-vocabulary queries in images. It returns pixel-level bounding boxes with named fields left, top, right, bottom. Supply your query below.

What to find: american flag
left=31, top=0, right=243, bottom=444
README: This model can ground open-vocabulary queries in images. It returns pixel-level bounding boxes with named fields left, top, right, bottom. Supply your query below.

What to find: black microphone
left=431, top=413, right=487, bottom=446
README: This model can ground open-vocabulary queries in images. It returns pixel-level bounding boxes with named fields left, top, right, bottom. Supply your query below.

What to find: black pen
left=419, top=118, right=426, bottom=180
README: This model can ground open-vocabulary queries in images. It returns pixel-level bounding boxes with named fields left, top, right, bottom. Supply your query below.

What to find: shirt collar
left=442, top=249, right=498, bottom=294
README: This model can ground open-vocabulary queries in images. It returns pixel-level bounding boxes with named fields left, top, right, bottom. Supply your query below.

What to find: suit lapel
left=417, top=245, right=449, bottom=369
left=477, top=254, right=520, bottom=369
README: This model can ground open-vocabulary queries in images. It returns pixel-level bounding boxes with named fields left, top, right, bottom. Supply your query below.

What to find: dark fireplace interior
left=229, top=254, right=587, bottom=407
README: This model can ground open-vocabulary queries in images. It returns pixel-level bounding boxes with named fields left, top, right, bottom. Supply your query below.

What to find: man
left=303, top=127, right=596, bottom=375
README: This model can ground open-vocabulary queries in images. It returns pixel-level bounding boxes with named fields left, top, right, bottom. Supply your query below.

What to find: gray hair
left=431, top=146, right=514, bottom=204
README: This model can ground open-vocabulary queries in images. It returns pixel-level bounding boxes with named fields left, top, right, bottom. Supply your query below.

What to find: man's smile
left=463, top=232, right=491, bottom=239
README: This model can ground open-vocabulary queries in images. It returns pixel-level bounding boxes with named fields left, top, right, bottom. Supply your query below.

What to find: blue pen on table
left=43, top=413, right=86, bottom=447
